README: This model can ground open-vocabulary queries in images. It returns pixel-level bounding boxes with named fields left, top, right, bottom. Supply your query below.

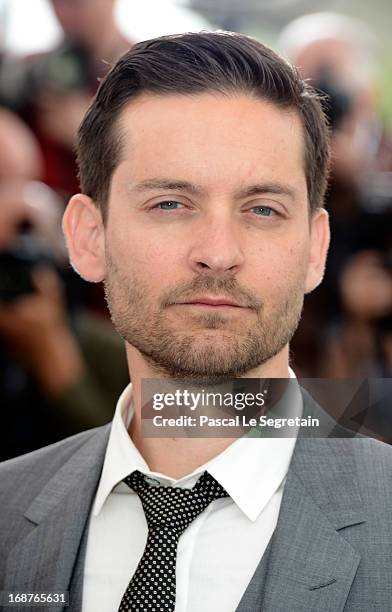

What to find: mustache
left=160, top=274, right=262, bottom=310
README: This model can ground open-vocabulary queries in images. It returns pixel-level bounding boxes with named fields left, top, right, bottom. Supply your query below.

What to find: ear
left=62, top=194, right=106, bottom=282
left=304, top=208, right=330, bottom=294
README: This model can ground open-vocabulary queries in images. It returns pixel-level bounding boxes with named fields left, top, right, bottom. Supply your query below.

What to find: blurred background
left=0, top=0, right=391, bottom=459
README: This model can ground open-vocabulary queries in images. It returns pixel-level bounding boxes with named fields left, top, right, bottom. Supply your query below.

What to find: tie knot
left=123, top=470, right=229, bottom=535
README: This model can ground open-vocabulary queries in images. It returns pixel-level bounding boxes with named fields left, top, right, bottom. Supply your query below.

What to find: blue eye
left=157, top=201, right=183, bottom=210
left=250, top=206, right=273, bottom=216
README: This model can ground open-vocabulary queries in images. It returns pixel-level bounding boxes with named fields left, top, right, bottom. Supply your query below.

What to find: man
left=1, top=32, right=392, bottom=612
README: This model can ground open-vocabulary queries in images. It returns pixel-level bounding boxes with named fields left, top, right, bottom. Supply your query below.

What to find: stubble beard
left=103, top=252, right=305, bottom=385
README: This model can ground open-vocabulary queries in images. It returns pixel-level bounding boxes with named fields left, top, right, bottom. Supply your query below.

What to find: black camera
left=312, top=65, right=353, bottom=130
left=0, top=41, right=92, bottom=112
left=0, top=233, right=55, bottom=302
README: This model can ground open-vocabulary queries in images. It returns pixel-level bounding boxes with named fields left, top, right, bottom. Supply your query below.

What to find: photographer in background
left=0, top=178, right=129, bottom=461
left=0, top=0, right=131, bottom=198
left=0, top=113, right=129, bottom=460
left=278, top=13, right=392, bottom=377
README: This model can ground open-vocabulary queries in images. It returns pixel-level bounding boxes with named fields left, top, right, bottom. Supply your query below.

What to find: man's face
left=99, top=92, right=327, bottom=382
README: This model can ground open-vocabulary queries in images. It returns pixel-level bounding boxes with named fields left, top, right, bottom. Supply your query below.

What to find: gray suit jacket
left=1, top=389, right=392, bottom=612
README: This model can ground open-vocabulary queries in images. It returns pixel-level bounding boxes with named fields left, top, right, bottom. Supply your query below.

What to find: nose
left=187, top=208, right=245, bottom=275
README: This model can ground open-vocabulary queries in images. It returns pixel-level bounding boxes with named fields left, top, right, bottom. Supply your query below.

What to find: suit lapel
left=258, top=463, right=363, bottom=611
left=4, top=426, right=110, bottom=612
left=237, top=392, right=366, bottom=612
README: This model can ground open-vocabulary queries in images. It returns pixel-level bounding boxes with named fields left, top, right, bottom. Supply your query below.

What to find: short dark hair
left=77, top=31, right=330, bottom=221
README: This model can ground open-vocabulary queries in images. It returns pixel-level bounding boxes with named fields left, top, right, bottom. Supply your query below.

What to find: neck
left=126, top=344, right=290, bottom=479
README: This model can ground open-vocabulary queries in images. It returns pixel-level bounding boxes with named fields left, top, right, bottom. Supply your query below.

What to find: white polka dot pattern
left=119, top=470, right=229, bottom=611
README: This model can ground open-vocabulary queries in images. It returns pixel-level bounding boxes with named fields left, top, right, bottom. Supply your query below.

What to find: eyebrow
left=129, top=179, right=207, bottom=196
left=128, top=178, right=297, bottom=200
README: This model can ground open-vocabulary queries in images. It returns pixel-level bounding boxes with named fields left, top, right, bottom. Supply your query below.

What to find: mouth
left=175, top=296, right=246, bottom=309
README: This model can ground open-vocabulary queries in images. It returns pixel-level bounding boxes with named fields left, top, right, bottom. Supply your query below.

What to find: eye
left=249, top=205, right=274, bottom=217
left=155, top=201, right=184, bottom=210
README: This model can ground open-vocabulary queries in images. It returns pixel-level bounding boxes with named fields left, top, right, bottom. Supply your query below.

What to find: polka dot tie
left=118, top=470, right=229, bottom=611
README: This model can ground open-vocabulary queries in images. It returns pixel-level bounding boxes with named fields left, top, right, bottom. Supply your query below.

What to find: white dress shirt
left=82, top=371, right=302, bottom=612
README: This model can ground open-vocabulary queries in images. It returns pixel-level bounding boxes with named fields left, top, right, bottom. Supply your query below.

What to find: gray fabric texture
left=1, top=390, right=392, bottom=611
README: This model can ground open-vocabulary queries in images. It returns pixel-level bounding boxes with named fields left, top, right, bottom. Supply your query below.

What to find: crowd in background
left=0, top=2, right=391, bottom=460
left=0, top=0, right=130, bottom=460
left=278, top=14, right=392, bottom=380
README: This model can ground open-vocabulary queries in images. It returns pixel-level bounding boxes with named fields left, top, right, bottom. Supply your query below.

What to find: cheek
left=108, top=221, right=167, bottom=268
left=246, top=237, right=308, bottom=295
left=107, top=227, right=183, bottom=303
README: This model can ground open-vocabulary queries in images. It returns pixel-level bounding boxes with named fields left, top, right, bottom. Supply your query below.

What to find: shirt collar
left=93, top=368, right=301, bottom=522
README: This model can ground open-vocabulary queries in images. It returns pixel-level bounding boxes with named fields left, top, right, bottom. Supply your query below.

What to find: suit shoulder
left=0, top=425, right=110, bottom=486
left=351, top=435, right=392, bottom=472
left=328, top=436, right=392, bottom=504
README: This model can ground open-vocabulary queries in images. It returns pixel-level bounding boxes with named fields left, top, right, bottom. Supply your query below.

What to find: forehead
left=115, top=92, right=306, bottom=194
